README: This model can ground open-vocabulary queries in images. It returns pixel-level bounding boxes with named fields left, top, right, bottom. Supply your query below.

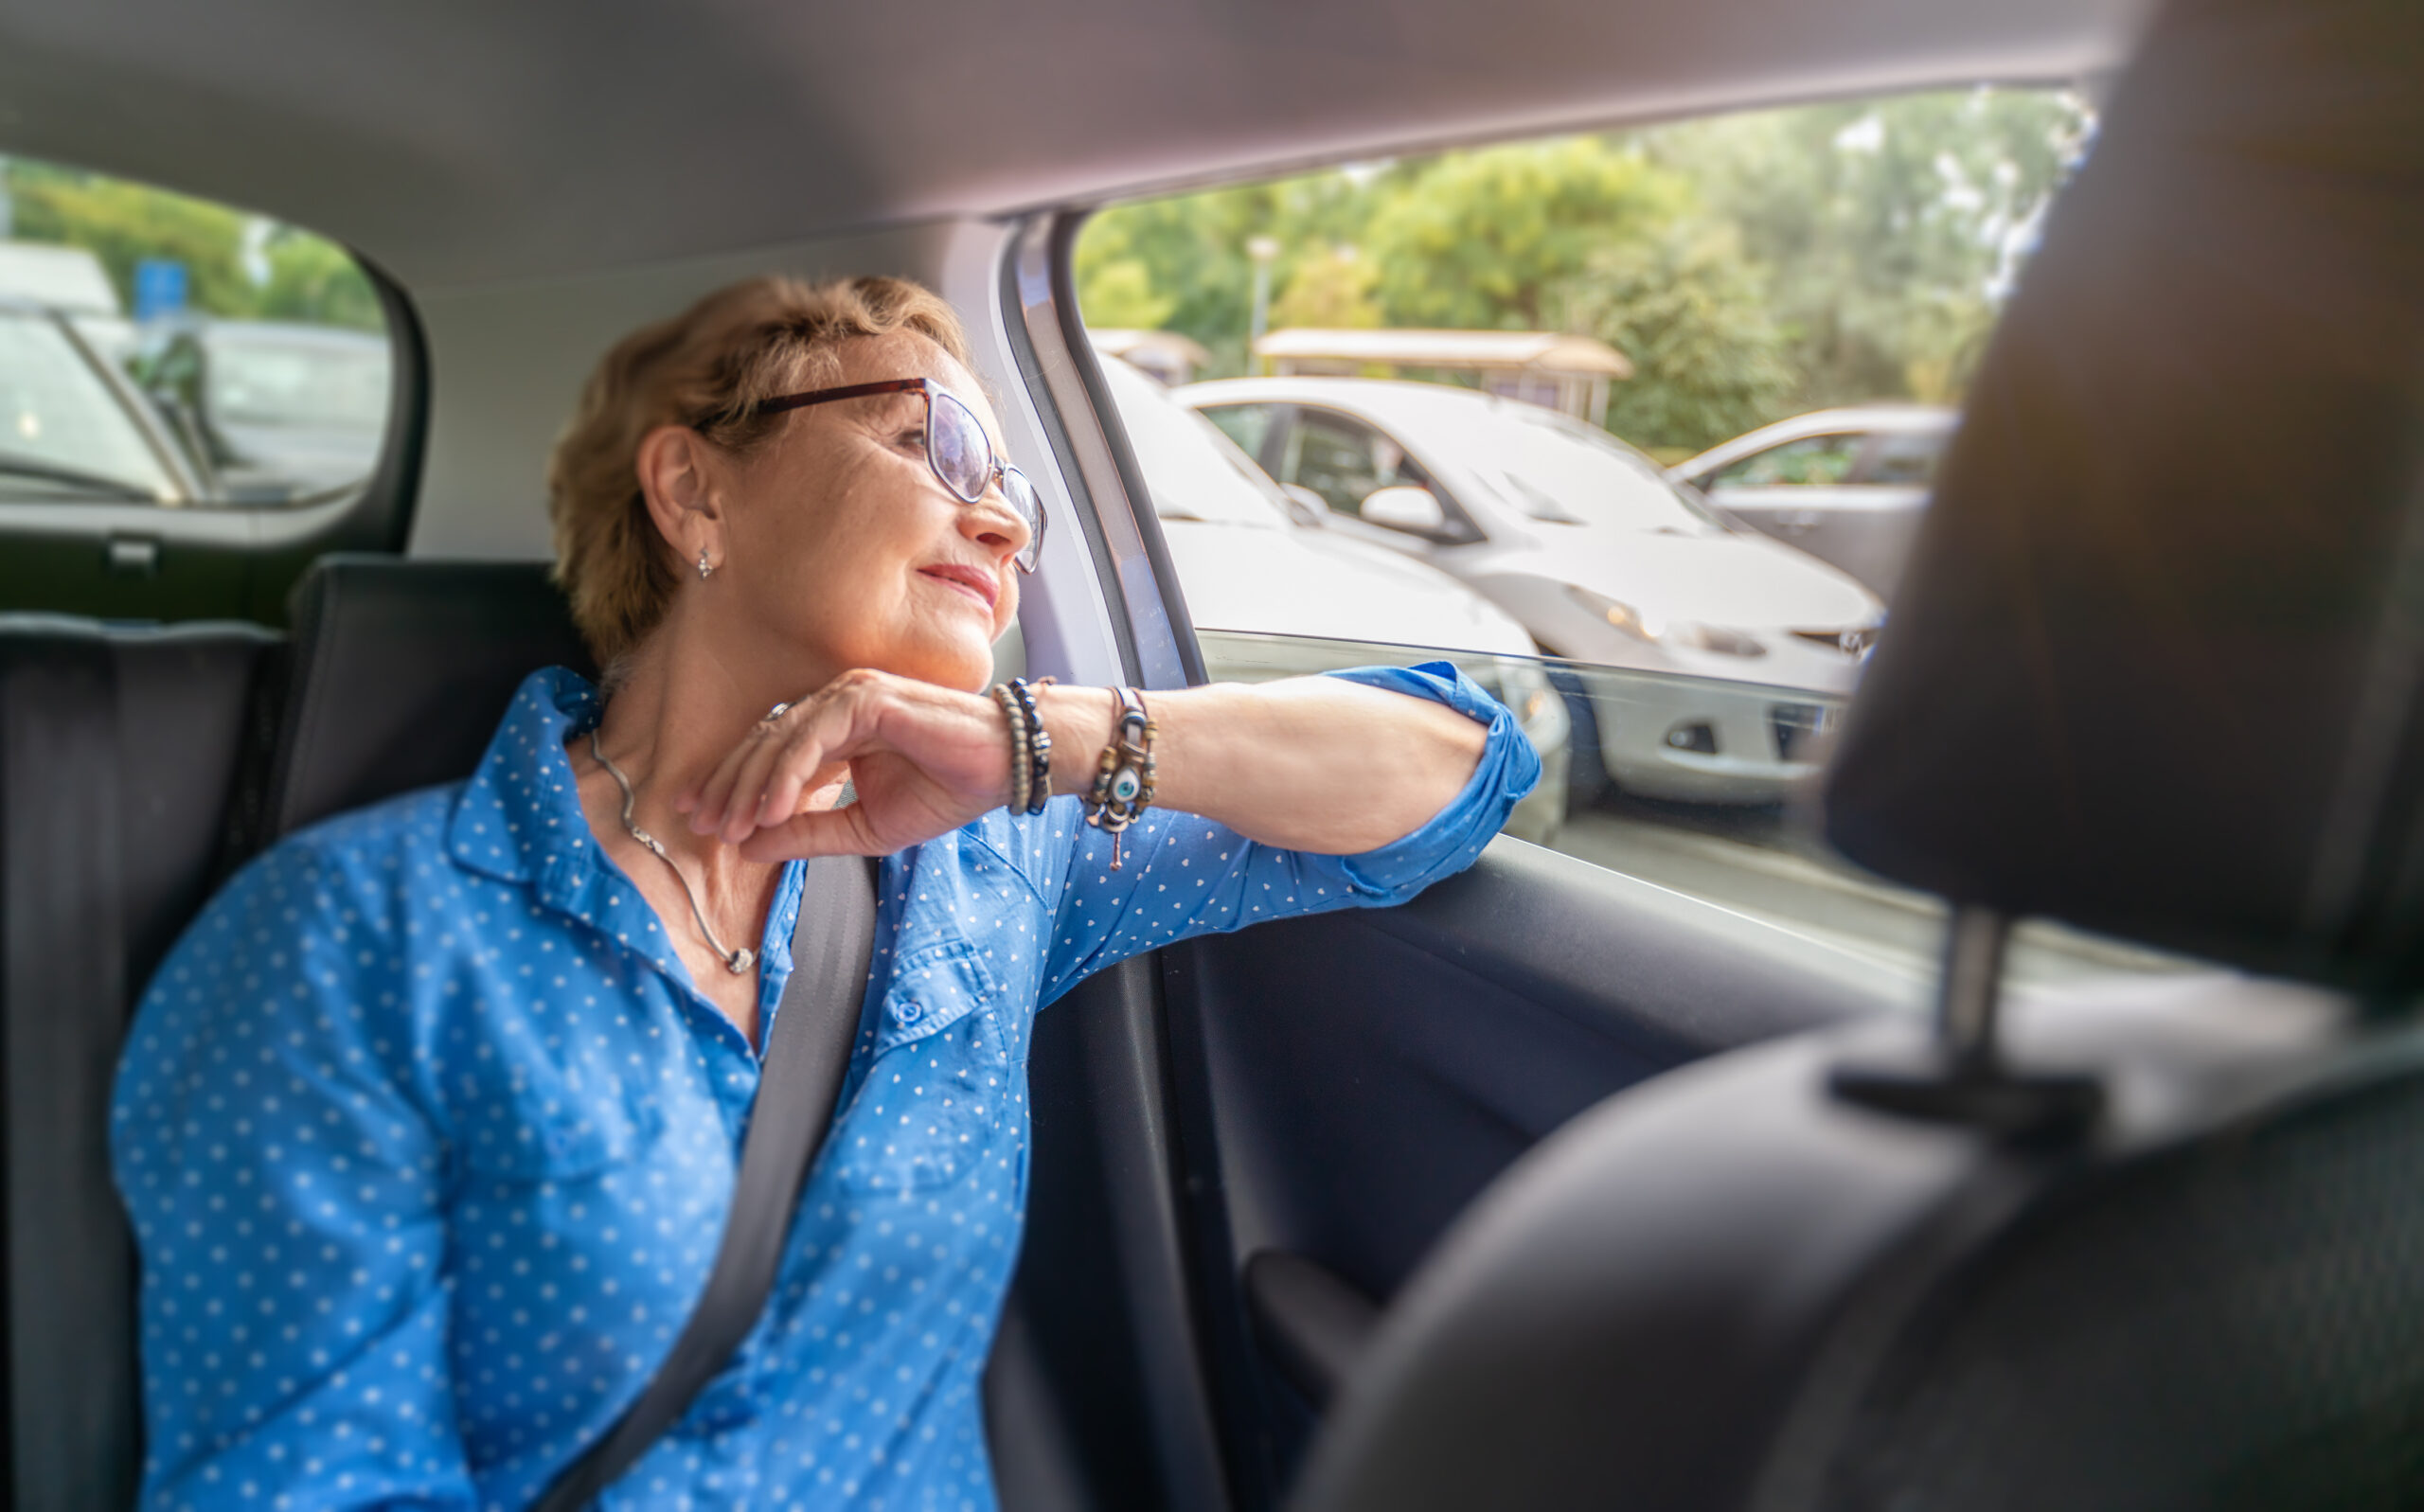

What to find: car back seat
left=10, top=554, right=1091, bottom=1509
left=0, top=615, right=276, bottom=1511
left=0, top=557, right=589, bottom=1510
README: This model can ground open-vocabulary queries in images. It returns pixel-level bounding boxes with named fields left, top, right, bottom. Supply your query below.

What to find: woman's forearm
left=1035, top=678, right=1488, bottom=855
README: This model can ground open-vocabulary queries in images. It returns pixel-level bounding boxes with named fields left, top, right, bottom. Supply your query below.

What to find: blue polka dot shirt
left=110, top=662, right=1538, bottom=1511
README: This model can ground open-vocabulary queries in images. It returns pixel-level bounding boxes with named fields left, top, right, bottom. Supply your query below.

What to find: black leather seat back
left=0, top=616, right=276, bottom=1512
left=241, top=555, right=594, bottom=850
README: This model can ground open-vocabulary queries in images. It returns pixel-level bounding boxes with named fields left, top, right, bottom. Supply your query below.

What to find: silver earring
left=697, top=550, right=713, bottom=580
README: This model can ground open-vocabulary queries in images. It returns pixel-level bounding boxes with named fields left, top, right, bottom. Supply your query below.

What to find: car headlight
left=1563, top=585, right=1767, bottom=658
left=1490, top=655, right=1565, bottom=736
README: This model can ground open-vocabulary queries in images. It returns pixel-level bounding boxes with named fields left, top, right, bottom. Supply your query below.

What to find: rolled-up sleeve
left=110, top=844, right=475, bottom=1511
left=1039, top=661, right=1537, bottom=1001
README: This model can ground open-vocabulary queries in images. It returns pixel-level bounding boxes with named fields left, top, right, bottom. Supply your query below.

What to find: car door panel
left=1101, top=838, right=1910, bottom=1504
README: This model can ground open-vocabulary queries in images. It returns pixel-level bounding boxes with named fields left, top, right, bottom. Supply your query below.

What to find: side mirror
left=1360, top=485, right=1446, bottom=535
left=1278, top=483, right=1328, bottom=528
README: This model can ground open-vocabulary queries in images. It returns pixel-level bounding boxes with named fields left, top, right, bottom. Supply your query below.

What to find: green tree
left=1637, top=87, right=2089, bottom=408
left=1553, top=219, right=1794, bottom=454
left=7, top=170, right=257, bottom=316
left=258, top=232, right=383, bottom=330
left=1364, top=139, right=1685, bottom=330
left=1268, top=243, right=1381, bottom=330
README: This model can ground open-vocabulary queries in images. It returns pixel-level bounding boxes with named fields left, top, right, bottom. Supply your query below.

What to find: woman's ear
left=634, top=425, right=723, bottom=573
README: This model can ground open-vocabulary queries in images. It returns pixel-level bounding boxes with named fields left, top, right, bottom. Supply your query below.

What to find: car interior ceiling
left=0, top=1, right=2417, bottom=1511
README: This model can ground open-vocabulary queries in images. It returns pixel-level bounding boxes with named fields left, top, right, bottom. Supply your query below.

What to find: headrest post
left=1937, top=906, right=2010, bottom=1070
left=1828, top=903, right=2100, bottom=1139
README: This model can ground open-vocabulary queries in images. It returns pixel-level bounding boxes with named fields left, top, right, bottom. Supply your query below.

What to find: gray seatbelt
left=533, top=852, right=879, bottom=1512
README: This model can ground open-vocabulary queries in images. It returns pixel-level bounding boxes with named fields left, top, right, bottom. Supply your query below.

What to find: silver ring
left=761, top=702, right=791, bottom=724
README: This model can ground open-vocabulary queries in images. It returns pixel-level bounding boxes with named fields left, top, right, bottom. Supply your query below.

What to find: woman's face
left=706, top=331, right=1028, bottom=692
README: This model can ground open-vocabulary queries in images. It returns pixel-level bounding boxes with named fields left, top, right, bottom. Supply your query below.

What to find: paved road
left=1544, top=792, right=2198, bottom=994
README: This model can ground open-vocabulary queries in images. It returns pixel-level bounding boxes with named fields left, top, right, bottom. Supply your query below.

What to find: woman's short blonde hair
left=547, top=274, right=972, bottom=667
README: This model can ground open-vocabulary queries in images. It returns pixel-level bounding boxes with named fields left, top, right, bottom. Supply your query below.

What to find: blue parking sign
left=134, top=258, right=187, bottom=321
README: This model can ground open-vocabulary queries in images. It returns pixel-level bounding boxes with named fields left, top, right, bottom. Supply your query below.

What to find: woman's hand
left=675, top=668, right=1021, bottom=861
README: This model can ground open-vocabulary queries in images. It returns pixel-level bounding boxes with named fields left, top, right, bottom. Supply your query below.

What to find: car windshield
left=0, top=309, right=177, bottom=502
left=1463, top=406, right=1726, bottom=534
left=208, top=333, right=391, bottom=430
left=1103, top=360, right=1290, bottom=527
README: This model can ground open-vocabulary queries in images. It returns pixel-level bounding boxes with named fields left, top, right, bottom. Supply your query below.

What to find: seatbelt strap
left=533, top=852, right=880, bottom=1512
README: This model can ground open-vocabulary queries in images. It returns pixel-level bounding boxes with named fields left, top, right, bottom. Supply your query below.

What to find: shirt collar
left=446, top=667, right=601, bottom=888
left=444, top=667, right=808, bottom=1049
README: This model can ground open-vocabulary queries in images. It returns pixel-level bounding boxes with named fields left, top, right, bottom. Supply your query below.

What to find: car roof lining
left=0, top=0, right=2151, bottom=293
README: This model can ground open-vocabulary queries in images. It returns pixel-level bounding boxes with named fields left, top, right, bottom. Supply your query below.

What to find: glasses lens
left=1003, top=470, right=1045, bottom=572
left=928, top=390, right=991, bottom=503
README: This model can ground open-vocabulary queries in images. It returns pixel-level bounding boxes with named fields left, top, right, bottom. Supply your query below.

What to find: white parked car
left=1098, top=355, right=1570, bottom=842
left=1176, top=376, right=1885, bottom=804
left=1671, top=405, right=1956, bottom=597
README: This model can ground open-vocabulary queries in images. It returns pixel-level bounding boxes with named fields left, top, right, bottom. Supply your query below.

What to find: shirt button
left=899, top=1001, right=923, bottom=1024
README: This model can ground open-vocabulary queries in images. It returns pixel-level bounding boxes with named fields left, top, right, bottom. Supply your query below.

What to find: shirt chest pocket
left=832, top=940, right=1016, bottom=1197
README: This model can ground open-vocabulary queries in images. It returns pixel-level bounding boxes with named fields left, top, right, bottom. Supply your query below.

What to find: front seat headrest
left=250, top=555, right=596, bottom=848
left=1824, top=0, right=2424, bottom=991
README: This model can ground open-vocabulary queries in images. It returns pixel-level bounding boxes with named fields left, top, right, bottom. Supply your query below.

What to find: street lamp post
left=1246, top=236, right=1279, bottom=375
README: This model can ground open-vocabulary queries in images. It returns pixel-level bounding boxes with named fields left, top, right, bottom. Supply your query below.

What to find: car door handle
left=1243, top=1250, right=1381, bottom=1410
left=105, top=534, right=161, bottom=578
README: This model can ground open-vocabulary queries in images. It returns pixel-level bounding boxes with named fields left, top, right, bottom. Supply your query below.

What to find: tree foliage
left=3, top=157, right=383, bottom=330
left=1077, top=86, right=2088, bottom=454
left=1365, top=139, right=1683, bottom=331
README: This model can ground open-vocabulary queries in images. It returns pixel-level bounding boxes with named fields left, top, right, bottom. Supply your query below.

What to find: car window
left=1077, top=86, right=2199, bottom=990
left=1714, top=433, right=1863, bottom=487
left=1859, top=428, right=1949, bottom=487
left=0, top=308, right=181, bottom=503
left=0, top=152, right=395, bottom=511
left=1284, top=407, right=1433, bottom=519
left=1200, top=401, right=1278, bottom=463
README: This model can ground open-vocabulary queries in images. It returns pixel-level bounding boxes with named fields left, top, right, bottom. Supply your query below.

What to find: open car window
left=1078, top=86, right=2197, bottom=992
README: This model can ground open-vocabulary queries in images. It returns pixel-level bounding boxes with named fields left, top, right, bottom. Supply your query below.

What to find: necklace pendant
left=727, top=947, right=755, bottom=975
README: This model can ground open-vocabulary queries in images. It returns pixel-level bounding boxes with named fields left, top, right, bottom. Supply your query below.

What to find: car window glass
left=0, top=151, right=394, bottom=509
left=1077, top=87, right=2203, bottom=991
left=1715, top=433, right=1863, bottom=487
left=1200, top=402, right=1276, bottom=462
left=0, top=309, right=180, bottom=502
left=1860, top=429, right=1949, bottom=487
left=207, top=330, right=391, bottom=432
left=1286, top=408, right=1431, bottom=518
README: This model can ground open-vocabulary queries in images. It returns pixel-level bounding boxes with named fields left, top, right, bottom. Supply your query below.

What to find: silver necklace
left=588, top=726, right=755, bottom=975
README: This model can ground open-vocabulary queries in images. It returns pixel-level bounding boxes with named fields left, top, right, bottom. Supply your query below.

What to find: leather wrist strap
left=531, top=852, right=879, bottom=1511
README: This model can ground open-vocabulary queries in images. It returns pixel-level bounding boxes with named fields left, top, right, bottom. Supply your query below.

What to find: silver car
left=1100, top=356, right=1571, bottom=843
left=1670, top=405, right=1955, bottom=598
left=1177, top=376, right=1885, bottom=805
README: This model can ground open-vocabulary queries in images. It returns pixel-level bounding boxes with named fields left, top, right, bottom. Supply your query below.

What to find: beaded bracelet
left=1007, top=678, right=1054, bottom=816
left=1083, top=686, right=1156, bottom=869
left=988, top=678, right=1057, bottom=818
left=989, top=683, right=1030, bottom=814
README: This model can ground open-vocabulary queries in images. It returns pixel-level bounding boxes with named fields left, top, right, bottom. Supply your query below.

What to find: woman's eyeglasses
left=751, top=378, right=1045, bottom=574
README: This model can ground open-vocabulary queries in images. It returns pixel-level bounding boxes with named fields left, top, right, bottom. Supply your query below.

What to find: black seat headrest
left=250, top=555, right=596, bottom=848
left=1824, top=0, right=2424, bottom=991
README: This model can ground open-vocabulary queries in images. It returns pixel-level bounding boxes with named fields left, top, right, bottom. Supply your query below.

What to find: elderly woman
left=111, top=276, right=1537, bottom=1510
